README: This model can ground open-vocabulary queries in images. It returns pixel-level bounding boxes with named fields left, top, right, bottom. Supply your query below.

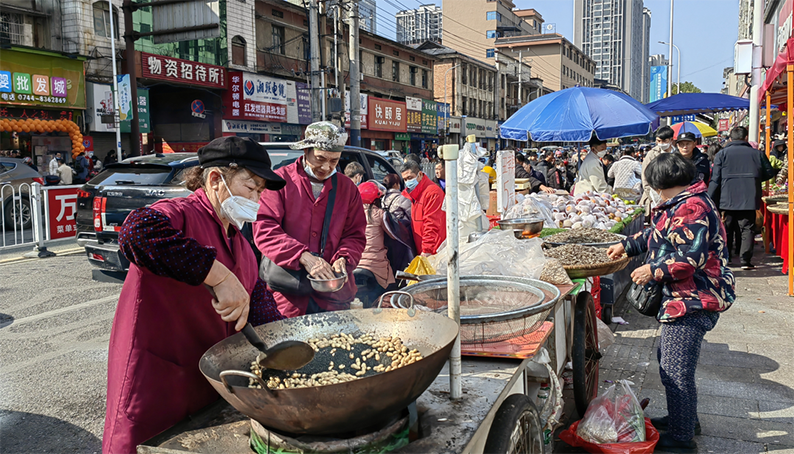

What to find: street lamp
left=659, top=41, right=681, bottom=94
left=443, top=64, right=461, bottom=144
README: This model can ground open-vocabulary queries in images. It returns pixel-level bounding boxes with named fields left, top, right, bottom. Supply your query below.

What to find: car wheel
left=4, top=196, right=32, bottom=230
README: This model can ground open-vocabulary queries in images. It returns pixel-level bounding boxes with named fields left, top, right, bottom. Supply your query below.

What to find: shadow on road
left=0, top=410, right=102, bottom=453
left=0, top=313, right=12, bottom=329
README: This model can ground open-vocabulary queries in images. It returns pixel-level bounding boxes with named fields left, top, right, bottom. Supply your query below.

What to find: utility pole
left=348, top=0, right=361, bottom=147
left=518, top=51, right=523, bottom=106
left=494, top=51, right=500, bottom=123
left=122, top=0, right=141, bottom=155
left=666, top=0, right=673, bottom=99
left=749, top=0, right=764, bottom=140
left=334, top=4, right=339, bottom=92
left=108, top=0, right=123, bottom=162
left=309, top=0, right=322, bottom=122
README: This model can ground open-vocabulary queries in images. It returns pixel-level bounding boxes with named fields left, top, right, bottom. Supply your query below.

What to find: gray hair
left=400, top=160, right=421, bottom=175
left=344, top=161, right=365, bottom=178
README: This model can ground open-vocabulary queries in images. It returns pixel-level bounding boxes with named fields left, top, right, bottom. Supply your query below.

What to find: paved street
left=0, top=249, right=122, bottom=453
left=558, top=243, right=794, bottom=453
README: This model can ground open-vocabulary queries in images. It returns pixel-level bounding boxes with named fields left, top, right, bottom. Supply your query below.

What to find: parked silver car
left=0, top=158, right=44, bottom=229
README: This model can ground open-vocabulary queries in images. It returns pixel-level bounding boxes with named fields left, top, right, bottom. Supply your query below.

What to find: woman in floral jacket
left=608, top=153, right=735, bottom=453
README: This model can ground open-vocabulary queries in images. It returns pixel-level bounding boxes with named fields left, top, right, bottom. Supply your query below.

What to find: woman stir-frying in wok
left=102, top=137, right=287, bottom=454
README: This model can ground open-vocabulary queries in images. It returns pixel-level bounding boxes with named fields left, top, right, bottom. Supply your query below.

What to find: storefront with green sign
left=0, top=47, right=87, bottom=168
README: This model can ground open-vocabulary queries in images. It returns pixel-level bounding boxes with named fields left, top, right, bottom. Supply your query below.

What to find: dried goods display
left=543, top=244, right=612, bottom=267
left=507, top=192, right=639, bottom=230
left=539, top=259, right=573, bottom=285
left=544, top=228, right=622, bottom=245
left=249, top=333, right=423, bottom=389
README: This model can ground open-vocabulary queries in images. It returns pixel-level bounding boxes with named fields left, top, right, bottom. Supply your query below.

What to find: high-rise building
left=359, top=0, right=377, bottom=34
left=640, top=7, right=651, bottom=103
left=573, top=0, right=647, bottom=101
left=396, top=4, right=443, bottom=45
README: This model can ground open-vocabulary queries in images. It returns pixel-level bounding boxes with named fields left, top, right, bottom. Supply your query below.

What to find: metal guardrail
left=0, top=182, right=35, bottom=249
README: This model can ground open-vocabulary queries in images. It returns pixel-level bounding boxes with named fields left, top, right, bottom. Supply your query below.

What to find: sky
left=374, top=0, right=740, bottom=94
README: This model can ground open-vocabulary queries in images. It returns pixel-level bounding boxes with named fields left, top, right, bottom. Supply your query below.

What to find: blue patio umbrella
left=500, top=86, right=659, bottom=143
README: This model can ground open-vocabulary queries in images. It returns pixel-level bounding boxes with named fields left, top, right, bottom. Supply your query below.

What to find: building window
left=92, top=2, right=119, bottom=39
left=422, top=69, right=428, bottom=88
left=375, top=44, right=382, bottom=50
left=410, top=66, right=417, bottom=86
left=392, top=61, right=400, bottom=82
left=375, top=56, right=384, bottom=78
left=272, top=25, right=285, bottom=54
left=231, top=36, right=247, bottom=66
left=461, top=64, right=467, bottom=85
left=486, top=11, right=501, bottom=21
left=486, top=48, right=495, bottom=58
left=0, top=12, right=24, bottom=45
left=486, top=30, right=498, bottom=39
left=462, top=97, right=467, bottom=115
left=272, top=8, right=283, bottom=18
left=409, top=55, right=415, bottom=61
left=393, top=50, right=399, bottom=56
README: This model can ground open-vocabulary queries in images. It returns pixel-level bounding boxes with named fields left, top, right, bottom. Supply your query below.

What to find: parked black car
left=75, top=147, right=401, bottom=273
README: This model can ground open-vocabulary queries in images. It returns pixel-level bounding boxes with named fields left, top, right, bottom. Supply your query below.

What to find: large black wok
left=199, top=305, right=459, bottom=435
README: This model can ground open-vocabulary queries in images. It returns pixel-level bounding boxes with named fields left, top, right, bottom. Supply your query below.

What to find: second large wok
left=199, top=306, right=459, bottom=435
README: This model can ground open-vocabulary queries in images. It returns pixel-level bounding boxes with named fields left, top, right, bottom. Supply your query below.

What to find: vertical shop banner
left=121, top=88, right=150, bottom=133
left=368, top=98, right=407, bottom=132
left=421, top=100, right=437, bottom=135
left=344, top=91, right=369, bottom=129
left=437, top=102, right=450, bottom=134
left=47, top=187, right=78, bottom=240
left=649, top=66, right=667, bottom=102
left=116, top=75, right=132, bottom=121
left=406, top=97, right=422, bottom=133
left=296, top=83, right=312, bottom=124
left=225, top=72, right=289, bottom=122
left=87, top=83, right=151, bottom=133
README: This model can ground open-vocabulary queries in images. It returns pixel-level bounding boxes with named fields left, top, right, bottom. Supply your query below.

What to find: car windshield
left=267, top=150, right=303, bottom=170
left=89, top=167, right=173, bottom=185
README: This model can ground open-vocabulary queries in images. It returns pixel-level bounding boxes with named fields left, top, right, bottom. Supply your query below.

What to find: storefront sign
left=0, top=107, right=74, bottom=120
left=281, top=124, right=302, bottom=136
left=83, top=136, right=94, bottom=152
left=395, top=133, right=411, bottom=141
left=485, top=120, right=498, bottom=138
left=223, top=119, right=290, bottom=134
left=225, top=72, right=290, bottom=122
left=296, top=83, right=312, bottom=124
left=47, top=187, right=78, bottom=240
left=140, top=52, right=226, bottom=89
left=670, top=114, right=696, bottom=123
left=121, top=88, right=150, bottom=134
left=406, top=96, right=422, bottom=133
left=368, top=98, right=407, bottom=132
left=0, top=49, right=85, bottom=109
left=345, top=91, right=369, bottom=129
left=421, top=100, right=436, bottom=135
left=718, top=119, right=730, bottom=132
left=437, top=102, right=450, bottom=133
left=449, top=116, right=462, bottom=134
left=466, top=117, right=486, bottom=138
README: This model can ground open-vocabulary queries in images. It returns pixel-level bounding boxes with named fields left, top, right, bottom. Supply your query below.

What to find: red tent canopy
left=760, top=38, right=794, bottom=108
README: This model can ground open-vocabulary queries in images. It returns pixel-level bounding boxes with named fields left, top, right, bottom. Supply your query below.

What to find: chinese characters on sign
left=0, top=70, right=69, bottom=105
left=0, top=49, right=85, bottom=108
left=47, top=188, right=78, bottom=240
left=421, top=100, right=437, bottom=135
left=224, top=71, right=289, bottom=122
left=368, top=98, right=407, bottom=132
left=406, top=96, right=422, bottom=133
left=140, top=52, right=226, bottom=89
left=0, top=107, right=73, bottom=121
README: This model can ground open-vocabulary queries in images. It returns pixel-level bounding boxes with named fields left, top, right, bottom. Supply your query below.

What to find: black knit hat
left=198, top=137, right=286, bottom=190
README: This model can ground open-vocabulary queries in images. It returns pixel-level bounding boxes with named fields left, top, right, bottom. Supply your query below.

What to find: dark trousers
left=723, top=210, right=755, bottom=264
left=658, top=311, right=719, bottom=441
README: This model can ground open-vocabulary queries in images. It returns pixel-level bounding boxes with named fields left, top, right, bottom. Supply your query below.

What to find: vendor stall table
left=764, top=202, right=789, bottom=274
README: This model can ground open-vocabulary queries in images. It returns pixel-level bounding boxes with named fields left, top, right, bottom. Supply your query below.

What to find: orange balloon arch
left=0, top=118, right=84, bottom=158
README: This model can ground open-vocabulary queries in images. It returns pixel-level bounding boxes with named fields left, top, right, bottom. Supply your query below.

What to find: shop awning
left=759, top=38, right=794, bottom=106
left=645, top=93, right=750, bottom=117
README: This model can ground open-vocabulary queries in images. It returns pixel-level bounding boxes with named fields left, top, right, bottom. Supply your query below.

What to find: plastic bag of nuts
left=539, top=258, right=573, bottom=286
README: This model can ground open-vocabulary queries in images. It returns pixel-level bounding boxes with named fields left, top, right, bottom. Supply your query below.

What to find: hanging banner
left=116, top=75, right=132, bottom=121
left=437, top=102, right=449, bottom=133
left=649, top=65, right=667, bottom=102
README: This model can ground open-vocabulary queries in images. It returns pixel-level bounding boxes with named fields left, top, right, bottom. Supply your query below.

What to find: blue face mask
left=405, top=177, right=419, bottom=192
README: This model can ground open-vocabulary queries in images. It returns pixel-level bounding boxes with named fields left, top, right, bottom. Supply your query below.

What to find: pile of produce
left=249, top=333, right=423, bottom=389
left=507, top=192, right=639, bottom=231
left=544, top=227, right=622, bottom=245
left=544, top=244, right=612, bottom=267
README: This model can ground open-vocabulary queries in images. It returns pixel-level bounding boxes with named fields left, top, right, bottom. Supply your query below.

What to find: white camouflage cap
left=290, top=121, right=348, bottom=153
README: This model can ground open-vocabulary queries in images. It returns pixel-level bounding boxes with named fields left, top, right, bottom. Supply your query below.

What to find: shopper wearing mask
left=640, top=126, right=675, bottom=217
left=674, top=132, right=711, bottom=185
left=254, top=122, right=367, bottom=318
left=573, top=136, right=611, bottom=195
left=103, top=137, right=286, bottom=454
left=401, top=160, right=446, bottom=256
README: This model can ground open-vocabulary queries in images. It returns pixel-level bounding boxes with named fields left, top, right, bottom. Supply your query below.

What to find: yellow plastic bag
left=404, top=256, right=436, bottom=285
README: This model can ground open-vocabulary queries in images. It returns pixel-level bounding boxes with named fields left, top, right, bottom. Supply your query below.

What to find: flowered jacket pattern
left=623, top=180, right=735, bottom=322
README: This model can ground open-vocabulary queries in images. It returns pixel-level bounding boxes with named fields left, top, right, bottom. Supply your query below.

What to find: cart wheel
left=483, top=394, right=545, bottom=454
left=572, top=291, right=601, bottom=418
left=601, top=303, right=613, bottom=325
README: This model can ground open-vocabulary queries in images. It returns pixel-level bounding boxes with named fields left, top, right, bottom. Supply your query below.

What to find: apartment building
left=396, top=4, right=443, bottom=45
left=359, top=0, right=377, bottom=34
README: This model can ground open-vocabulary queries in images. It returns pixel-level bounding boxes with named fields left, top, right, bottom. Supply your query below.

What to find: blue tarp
left=645, top=93, right=750, bottom=117
left=500, top=86, right=658, bottom=143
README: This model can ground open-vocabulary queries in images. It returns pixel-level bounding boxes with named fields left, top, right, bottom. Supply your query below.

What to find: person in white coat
left=48, top=153, right=62, bottom=176
left=573, top=136, right=611, bottom=196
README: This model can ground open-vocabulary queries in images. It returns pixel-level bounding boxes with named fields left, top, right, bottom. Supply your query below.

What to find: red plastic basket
left=559, top=418, right=659, bottom=454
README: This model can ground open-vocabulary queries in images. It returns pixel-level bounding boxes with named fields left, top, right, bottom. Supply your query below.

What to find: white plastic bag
left=576, top=380, right=646, bottom=444
left=596, top=317, right=615, bottom=354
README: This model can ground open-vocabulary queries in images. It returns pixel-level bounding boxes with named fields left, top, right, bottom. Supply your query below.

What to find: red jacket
left=254, top=158, right=367, bottom=317
left=403, top=175, right=446, bottom=255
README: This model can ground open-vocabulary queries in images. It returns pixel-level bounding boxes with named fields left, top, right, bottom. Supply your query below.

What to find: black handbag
left=260, top=174, right=337, bottom=295
left=626, top=280, right=663, bottom=317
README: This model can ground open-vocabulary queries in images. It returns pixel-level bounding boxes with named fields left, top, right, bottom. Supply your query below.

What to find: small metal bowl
left=497, top=218, right=544, bottom=239
left=308, top=271, right=347, bottom=293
